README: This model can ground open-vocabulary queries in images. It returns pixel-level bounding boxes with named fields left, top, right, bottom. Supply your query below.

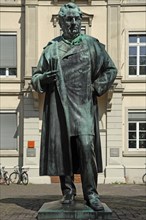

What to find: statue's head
left=58, top=2, right=82, bottom=40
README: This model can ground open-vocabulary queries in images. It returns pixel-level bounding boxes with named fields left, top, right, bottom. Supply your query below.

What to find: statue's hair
left=58, top=2, right=82, bottom=17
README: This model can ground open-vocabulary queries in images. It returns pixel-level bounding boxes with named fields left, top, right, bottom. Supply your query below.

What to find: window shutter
left=128, top=112, right=146, bottom=121
left=0, top=113, right=17, bottom=150
left=0, top=35, right=17, bottom=68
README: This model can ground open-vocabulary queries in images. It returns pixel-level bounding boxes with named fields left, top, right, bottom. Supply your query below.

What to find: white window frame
left=0, top=32, right=17, bottom=78
left=128, top=32, right=146, bottom=77
left=123, top=108, right=146, bottom=157
left=128, top=110, right=146, bottom=151
left=0, top=110, right=19, bottom=156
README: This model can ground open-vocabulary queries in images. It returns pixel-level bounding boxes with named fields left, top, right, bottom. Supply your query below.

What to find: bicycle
left=0, top=166, right=10, bottom=185
left=9, top=166, right=29, bottom=185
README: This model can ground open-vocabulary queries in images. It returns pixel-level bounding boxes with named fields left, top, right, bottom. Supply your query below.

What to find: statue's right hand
left=39, top=70, right=57, bottom=85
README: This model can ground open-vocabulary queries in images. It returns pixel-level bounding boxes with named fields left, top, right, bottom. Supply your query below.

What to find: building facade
left=0, top=0, right=146, bottom=184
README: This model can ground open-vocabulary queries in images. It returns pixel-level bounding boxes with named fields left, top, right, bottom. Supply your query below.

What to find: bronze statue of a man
left=31, top=2, right=117, bottom=211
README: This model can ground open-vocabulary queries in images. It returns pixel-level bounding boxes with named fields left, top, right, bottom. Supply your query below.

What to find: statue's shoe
left=86, top=194, right=104, bottom=211
left=61, top=192, right=75, bottom=204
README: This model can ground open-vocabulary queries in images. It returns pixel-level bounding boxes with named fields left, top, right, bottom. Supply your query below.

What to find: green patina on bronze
left=32, top=2, right=117, bottom=211
left=37, top=200, right=112, bottom=220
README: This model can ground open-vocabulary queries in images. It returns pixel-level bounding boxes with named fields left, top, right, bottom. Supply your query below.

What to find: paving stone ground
left=0, top=183, right=146, bottom=220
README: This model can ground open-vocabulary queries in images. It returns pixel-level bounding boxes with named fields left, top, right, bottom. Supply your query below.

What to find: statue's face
left=59, top=9, right=82, bottom=40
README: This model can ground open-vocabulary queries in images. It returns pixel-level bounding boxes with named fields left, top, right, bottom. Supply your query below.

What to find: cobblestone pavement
left=0, top=183, right=146, bottom=220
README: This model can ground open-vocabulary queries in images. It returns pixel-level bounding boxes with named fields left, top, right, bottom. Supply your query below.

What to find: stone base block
left=37, top=200, right=112, bottom=220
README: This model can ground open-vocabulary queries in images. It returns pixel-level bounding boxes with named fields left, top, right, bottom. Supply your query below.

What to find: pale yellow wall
left=81, top=6, right=107, bottom=43
left=0, top=96, right=20, bottom=109
left=37, top=6, right=60, bottom=55
left=121, top=7, right=146, bottom=29
left=0, top=8, right=21, bottom=28
left=0, top=84, right=21, bottom=93
left=123, top=83, right=146, bottom=92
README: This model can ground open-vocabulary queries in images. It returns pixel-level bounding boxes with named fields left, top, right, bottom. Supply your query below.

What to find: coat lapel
left=58, top=36, right=85, bottom=59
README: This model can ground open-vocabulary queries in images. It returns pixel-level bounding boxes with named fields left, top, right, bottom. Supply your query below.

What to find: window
left=128, top=111, right=146, bottom=150
left=0, top=33, right=17, bottom=77
left=0, top=112, right=17, bottom=150
left=81, top=26, right=86, bottom=34
left=129, top=33, right=146, bottom=76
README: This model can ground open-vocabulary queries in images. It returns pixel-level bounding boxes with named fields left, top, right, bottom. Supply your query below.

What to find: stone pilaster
left=105, top=1, right=125, bottom=183
left=25, top=0, right=38, bottom=80
left=23, top=1, right=50, bottom=183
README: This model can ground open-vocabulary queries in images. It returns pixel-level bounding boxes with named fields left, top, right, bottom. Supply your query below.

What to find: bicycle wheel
left=9, top=172, right=19, bottom=184
left=22, top=172, right=28, bottom=185
left=142, top=174, right=146, bottom=184
left=4, top=173, right=10, bottom=185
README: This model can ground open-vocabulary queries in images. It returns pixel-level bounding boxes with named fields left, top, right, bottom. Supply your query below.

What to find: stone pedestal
left=37, top=200, right=112, bottom=220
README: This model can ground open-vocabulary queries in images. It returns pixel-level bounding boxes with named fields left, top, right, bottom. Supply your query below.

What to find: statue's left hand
left=39, top=70, right=58, bottom=85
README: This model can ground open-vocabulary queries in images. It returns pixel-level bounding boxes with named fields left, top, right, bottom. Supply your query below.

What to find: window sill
left=0, top=78, right=22, bottom=83
left=0, top=76, right=17, bottom=78
left=122, top=91, right=146, bottom=95
left=122, top=76, right=146, bottom=83
left=123, top=150, right=146, bottom=157
left=0, top=150, right=19, bottom=157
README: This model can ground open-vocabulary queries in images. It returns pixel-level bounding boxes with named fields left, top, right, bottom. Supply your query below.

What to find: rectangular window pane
left=129, top=132, right=136, bottom=139
left=129, top=47, right=137, bottom=55
left=139, top=141, right=146, bottom=148
left=81, top=26, right=86, bottom=34
left=129, top=35, right=137, bottom=43
left=129, top=66, right=136, bottom=75
left=139, top=123, right=146, bottom=130
left=140, top=57, right=146, bottom=65
left=0, top=34, right=17, bottom=68
left=129, top=140, right=136, bottom=148
left=129, top=123, right=136, bottom=130
left=140, top=46, right=146, bottom=55
left=0, top=68, right=6, bottom=75
left=139, top=132, right=146, bottom=139
left=9, top=68, right=17, bottom=76
left=140, top=35, right=146, bottom=43
left=0, top=113, right=17, bottom=150
left=129, top=57, right=137, bottom=65
left=140, top=66, right=146, bottom=75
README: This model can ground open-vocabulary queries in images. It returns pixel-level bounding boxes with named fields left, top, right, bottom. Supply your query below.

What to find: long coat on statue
left=31, top=34, right=117, bottom=176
